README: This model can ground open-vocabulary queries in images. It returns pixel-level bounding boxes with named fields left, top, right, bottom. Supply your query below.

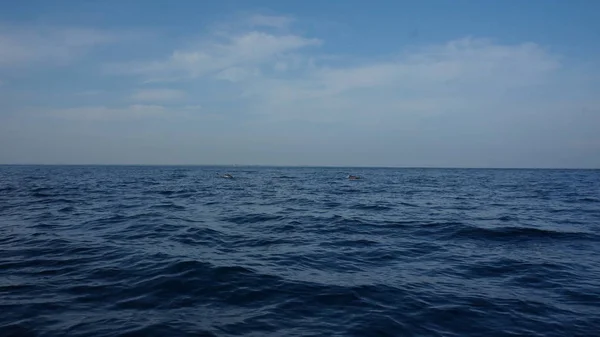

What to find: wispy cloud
left=131, top=89, right=185, bottom=102
left=214, top=66, right=261, bottom=82
left=49, top=104, right=167, bottom=121
left=107, top=27, right=322, bottom=82
left=182, top=105, right=203, bottom=111
left=230, top=37, right=562, bottom=125
left=0, top=24, right=126, bottom=68
left=42, top=103, right=209, bottom=122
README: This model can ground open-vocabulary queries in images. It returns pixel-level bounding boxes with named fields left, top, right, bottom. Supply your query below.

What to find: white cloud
left=183, top=105, right=203, bottom=110
left=215, top=66, right=260, bottom=82
left=109, top=30, right=321, bottom=81
left=49, top=104, right=167, bottom=121
left=131, top=88, right=185, bottom=102
left=0, top=25, right=122, bottom=67
left=42, top=103, right=211, bottom=122
left=274, top=61, right=288, bottom=72
left=229, top=37, right=561, bottom=126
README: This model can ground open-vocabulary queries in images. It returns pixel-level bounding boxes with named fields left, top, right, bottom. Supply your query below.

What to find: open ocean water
left=1, top=165, right=599, bottom=337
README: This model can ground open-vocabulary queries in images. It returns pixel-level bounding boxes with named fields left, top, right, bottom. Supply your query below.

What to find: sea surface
left=1, top=165, right=599, bottom=337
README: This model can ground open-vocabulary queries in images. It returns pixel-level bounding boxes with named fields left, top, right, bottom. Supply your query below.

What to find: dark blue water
left=1, top=166, right=599, bottom=337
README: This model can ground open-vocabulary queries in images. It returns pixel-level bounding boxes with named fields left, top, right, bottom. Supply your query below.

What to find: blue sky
left=1, top=0, right=599, bottom=167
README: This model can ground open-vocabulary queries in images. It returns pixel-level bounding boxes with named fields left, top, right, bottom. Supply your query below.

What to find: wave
left=449, top=225, right=596, bottom=241
left=350, top=204, right=394, bottom=211
left=223, top=214, right=284, bottom=224
left=320, top=238, right=380, bottom=247
left=153, top=203, right=186, bottom=211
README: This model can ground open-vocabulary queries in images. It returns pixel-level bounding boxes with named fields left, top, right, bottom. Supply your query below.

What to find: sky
left=1, top=0, right=599, bottom=168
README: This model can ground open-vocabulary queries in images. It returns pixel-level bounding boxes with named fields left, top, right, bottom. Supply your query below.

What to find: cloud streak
left=230, top=37, right=563, bottom=127
left=48, top=104, right=167, bottom=121
left=108, top=30, right=321, bottom=81
left=131, top=89, right=185, bottom=102
left=0, top=24, right=126, bottom=68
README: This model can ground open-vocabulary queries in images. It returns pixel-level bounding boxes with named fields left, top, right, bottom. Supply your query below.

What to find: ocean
left=1, top=165, right=599, bottom=336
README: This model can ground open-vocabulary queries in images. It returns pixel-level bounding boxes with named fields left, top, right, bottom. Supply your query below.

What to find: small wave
left=224, top=214, right=284, bottom=224
left=270, top=222, right=298, bottom=233
left=31, top=192, right=53, bottom=198
left=350, top=204, right=393, bottom=211
left=321, top=238, right=379, bottom=247
left=278, top=283, right=401, bottom=313
left=58, top=206, right=75, bottom=213
left=167, top=215, right=203, bottom=223
left=30, top=187, right=52, bottom=193
left=156, top=190, right=175, bottom=196
left=173, top=226, right=227, bottom=246
left=282, top=197, right=316, bottom=206
left=169, top=190, right=197, bottom=199
left=328, top=215, right=362, bottom=224
left=397, top=201, right=419, bottom=208
left=153, top=203, right=186, bottom=211
left=118, top=324, right=219, bottom=337
left=84, top=212, right=164, bottom=227
left=417, top=221, right=463, bottom=232
left=116, top=260, right=279, bottom=308
left=0, top=323, right=37, bottom=337
left=579, top=197, right=599, bottom=203
left=40, top=198, right=76, bottom=205
left=333, top=188, right=362, bottom=194
left=232, top=237, right=293, bottom=248
left=450, top=225, right=595, bottom=241
left=0, top=185, right=17, bottom=193
left=461, top=258, right=537, bottom=278
left=322, top=201, right=342, bottom=208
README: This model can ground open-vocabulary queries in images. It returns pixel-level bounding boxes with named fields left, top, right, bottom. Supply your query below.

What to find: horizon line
left=0, top=163, right=598, bottom=170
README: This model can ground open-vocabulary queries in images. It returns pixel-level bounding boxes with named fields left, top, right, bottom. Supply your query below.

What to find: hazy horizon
left=1, top=1, right=599, bottom=169
left=1, top=163, right=598, bottom=171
